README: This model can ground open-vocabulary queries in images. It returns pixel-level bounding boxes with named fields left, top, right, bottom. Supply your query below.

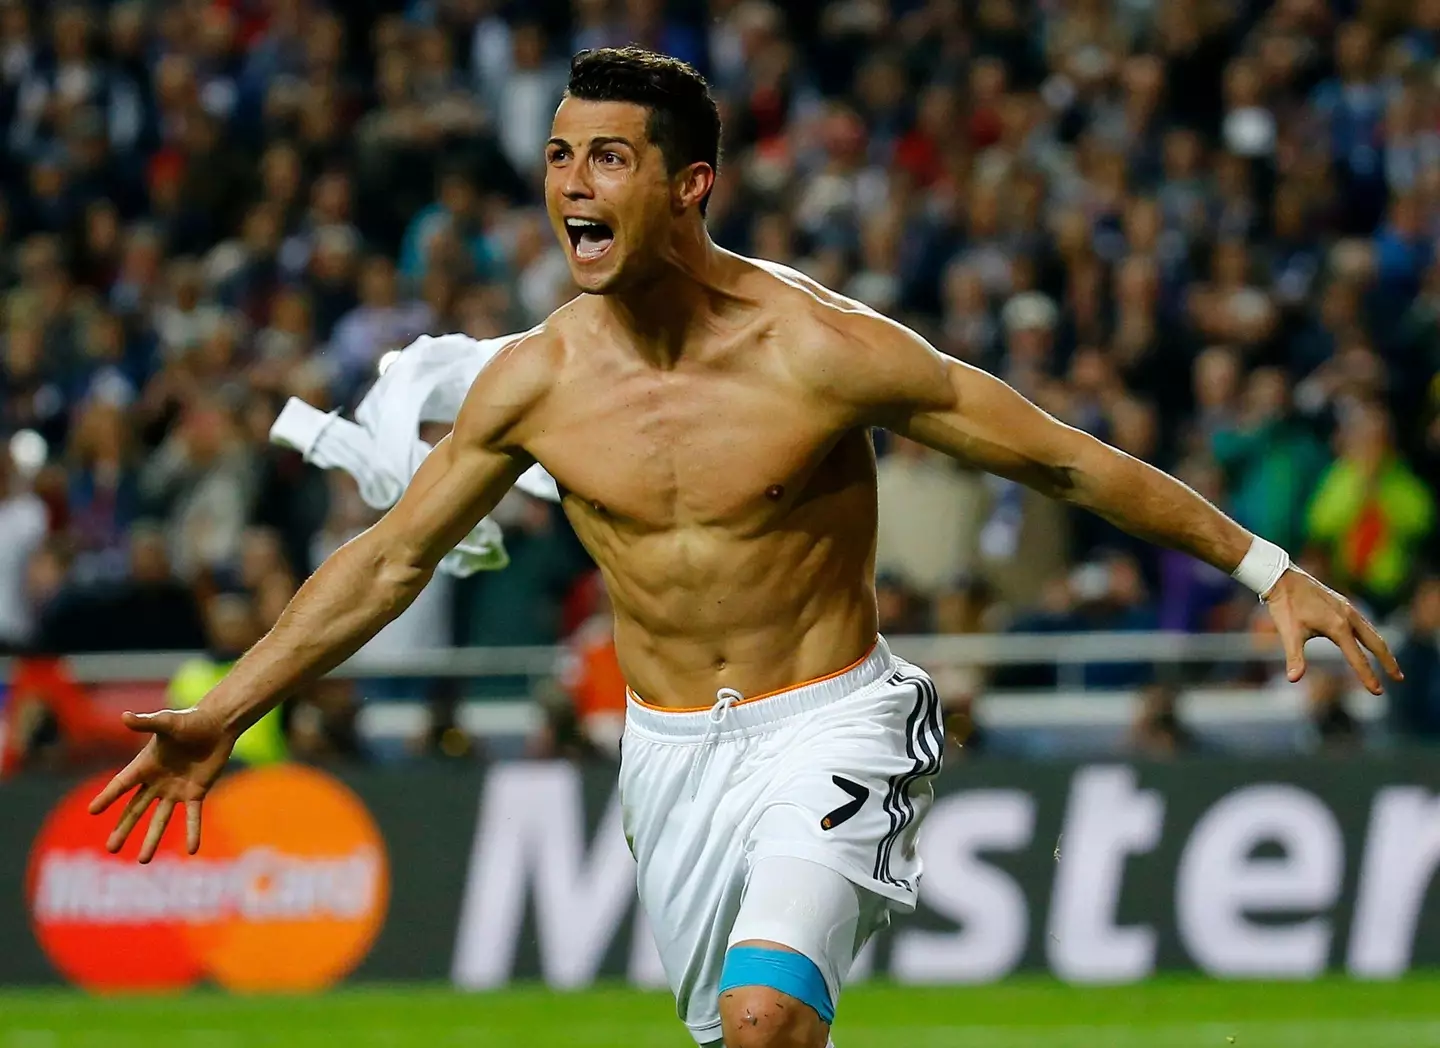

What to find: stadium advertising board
left=449, top=757, right=1440, bottom=988
left=1, top=756, right=1436, bottom=989
left=22, top=765, right=389, bottom=992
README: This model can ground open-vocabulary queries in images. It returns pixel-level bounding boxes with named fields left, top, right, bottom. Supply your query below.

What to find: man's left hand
left=1265, top=569, right=1403, bottom=695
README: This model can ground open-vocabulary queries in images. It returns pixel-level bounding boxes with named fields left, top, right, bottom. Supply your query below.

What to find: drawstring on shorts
left=689, top=687, right=743, bottom=798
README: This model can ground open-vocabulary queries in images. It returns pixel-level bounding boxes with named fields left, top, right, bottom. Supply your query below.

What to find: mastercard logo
left=26, top=764, right=389, bottom=993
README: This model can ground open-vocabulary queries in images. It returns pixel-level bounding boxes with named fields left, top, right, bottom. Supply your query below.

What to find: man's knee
left=719, top=984, right=828, bottom=1048
left=718, top=941, right=831, bottom=1048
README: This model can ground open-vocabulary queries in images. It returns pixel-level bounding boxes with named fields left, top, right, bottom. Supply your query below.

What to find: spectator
left=876, top=435, right=987, bottom=605
left=1156, top=128, right=1210, bottom=245
left=1129, top=684, right=1199, bottom=758
left=1211, top=366, right=1328, bottom=552
left=1373, top=192, right=1435, bottom=309
left=411, top=24, right=486, bottom=143
left=622, top=0, right=707, bottom=73
left=938, top=263, right=999, bottom=364
left=1073, top=551, right=1159, bottom=688
left=214, top=201, right=284, bottom=322
left=354, top=46, right=426, bottom=167
left=301, top=223, right=360, bottom=342
left=23, top=538, right=71, bottom=634
left=792, top=104, right=883, bottom=247
left=287, top=678, right=363, bottom=765
left=280, top=169, right=360, bottom=281
left=1157, top=458, right=1247, bottom=634
left=0, top=3, right=36, bottom=114
left=555, top=576, right=627, bottom=759
left=36, top=522, right=206, bottom=652
left=240, top=0, right=309, bottom=98
left=329, top=254, right=434, bottom=396
left=14, top=191, right=49, bottom=262
left=414, top=678, right=481, bottom=762
left=0, top=444, right=49, bottom=650
left=894, top=82, right=959, bottom=189
left=152, top=257, right=227, bottom=361
left=1268, top=183, right=1324, bottom=312
left=1221, top=56, right=1276, bottom=161
left=108, top=222, right=165, bottom=320
left=1110, top=255, right=1183, bottom=431
left=66, top=394, right=140, bottom=578
left=1295, top=330, right=1389, bottom=428
left=77, top=310, right=143, bottom=401
left=876, top=572, right=929, bottom=635
left=0, top=643, right=147, bottom=776
left=252, top=286, right=317, bottom=391
left=140, top=394, right=258, bottom=580
left=1389, top=573, right=1440, bottom=743
left=1306, top=401, right=1435, bottom=614
left=1382, top=83, right=1439, bottom=197
left=845, top=208, right=903, bottom=314
left=234, top=524, right=294, bottom=597
left=1298, top=666, right=1364, bottom=755
left=1, top=655, right=80, bottom=775
left=1311, top=21, right=1388, bottom=234
left=464, top=1, right=514, bottom=98
left=494, top=22, right=567, bottom=181
left=399, top=167, right=498, bottom=283
left=1187, top=240, right=1276, bottom=350
left=941, top=692, right=987, bottom=764
left=1403, top=0, right=1440, bottom=62
left=1010, top=552, right=1158, bottom=689
left=457, top=488, right=592, bottom=650
left=176, top=113, right=253, bottom=249
left=1395, top=260, right=1440, bottom=384
left=975, top=292, right=1071, bottom=606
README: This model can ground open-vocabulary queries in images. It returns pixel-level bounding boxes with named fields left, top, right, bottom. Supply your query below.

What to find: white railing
left=4, top=631, right=1393, bottom=741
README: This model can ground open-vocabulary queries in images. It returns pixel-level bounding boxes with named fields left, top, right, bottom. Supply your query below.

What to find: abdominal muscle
left=583, top=513, right=881, bottom=709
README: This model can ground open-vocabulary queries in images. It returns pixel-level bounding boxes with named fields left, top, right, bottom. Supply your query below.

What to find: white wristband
left=1232, top=536, right=1291, bottom=600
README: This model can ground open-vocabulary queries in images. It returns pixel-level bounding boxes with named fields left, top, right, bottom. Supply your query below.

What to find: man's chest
left=524, top=367, right=848, bottom=529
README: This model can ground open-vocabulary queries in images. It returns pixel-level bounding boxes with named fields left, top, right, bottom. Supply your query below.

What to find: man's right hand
left=88, top=706, right=236, bottom=864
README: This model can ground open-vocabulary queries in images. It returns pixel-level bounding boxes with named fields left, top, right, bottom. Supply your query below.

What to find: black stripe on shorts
left=873, top=671, right=943, bottom=888
left=872, top=672, right=921, bottom=884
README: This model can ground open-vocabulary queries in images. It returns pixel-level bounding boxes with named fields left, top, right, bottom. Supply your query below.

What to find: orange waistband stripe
left=626, top=640, right=880, bottom=714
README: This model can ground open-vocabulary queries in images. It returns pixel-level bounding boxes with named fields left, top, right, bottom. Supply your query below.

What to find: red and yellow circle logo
left=26, top=764, right=389, bottom=993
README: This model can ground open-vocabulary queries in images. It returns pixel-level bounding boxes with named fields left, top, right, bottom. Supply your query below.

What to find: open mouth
left=564, top=218, right=615, bottom=262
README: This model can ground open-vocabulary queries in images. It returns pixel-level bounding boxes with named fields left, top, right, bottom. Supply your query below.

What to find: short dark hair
left=566, top=47, right=722, bottom=214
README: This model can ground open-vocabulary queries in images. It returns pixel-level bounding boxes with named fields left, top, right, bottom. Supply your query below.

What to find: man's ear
left=672, top=163, right=715, bottom=213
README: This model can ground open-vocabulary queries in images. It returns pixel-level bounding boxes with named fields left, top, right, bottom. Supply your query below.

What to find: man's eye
left=600, top=152, right=623, bottom=166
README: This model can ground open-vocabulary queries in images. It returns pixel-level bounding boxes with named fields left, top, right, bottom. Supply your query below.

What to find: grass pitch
left=1, top=976, right=1438, bottom=1047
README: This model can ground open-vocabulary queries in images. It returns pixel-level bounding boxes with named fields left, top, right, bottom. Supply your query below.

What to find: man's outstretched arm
left=843, top=314, right=1402, bottom=693
left=205, top=415, right=533, bottom=736
left=90, top=335, right=548, bottom=861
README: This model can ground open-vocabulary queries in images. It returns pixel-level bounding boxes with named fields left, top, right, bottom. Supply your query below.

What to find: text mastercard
left=26, top=764, right=390, bottom=992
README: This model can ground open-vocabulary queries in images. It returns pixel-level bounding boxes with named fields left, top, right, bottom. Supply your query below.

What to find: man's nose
left=560, top=161, right=594, bottom=200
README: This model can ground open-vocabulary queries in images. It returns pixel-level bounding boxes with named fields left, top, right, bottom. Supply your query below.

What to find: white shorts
left=619, top=637, right=943, bottom=1043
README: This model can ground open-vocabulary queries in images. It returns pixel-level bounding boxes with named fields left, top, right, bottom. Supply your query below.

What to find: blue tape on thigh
left=718, top=946, right=835, bottom=1024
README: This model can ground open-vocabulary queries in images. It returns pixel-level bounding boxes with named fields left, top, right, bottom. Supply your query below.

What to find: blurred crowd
left=0, top=0, right=1439, bottom=772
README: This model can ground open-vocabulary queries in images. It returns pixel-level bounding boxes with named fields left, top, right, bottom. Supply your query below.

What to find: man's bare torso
left=510, top=258, right=893, bottom=707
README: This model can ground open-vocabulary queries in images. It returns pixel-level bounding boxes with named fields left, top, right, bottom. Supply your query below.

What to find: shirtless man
left=93, top=48, right=1399, bottom=1048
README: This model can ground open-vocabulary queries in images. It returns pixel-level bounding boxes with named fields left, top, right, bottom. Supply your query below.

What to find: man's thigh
left=715, top=855, right=888, bottom=1046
